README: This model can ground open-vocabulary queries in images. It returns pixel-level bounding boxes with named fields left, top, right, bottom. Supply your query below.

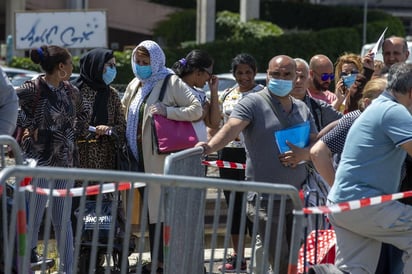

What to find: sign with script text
left=15, top=10, right=107, bottom=49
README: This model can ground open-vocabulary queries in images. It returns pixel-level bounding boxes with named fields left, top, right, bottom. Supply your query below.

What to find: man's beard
left=313, top=77, right=329, bottom=92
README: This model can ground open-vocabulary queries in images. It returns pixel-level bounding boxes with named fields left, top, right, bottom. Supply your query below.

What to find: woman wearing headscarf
left=71, top=48, right=127, bottom=259
left=73, top=48, right=126, bottom=170
left=122, top=40, right=202, bottom=273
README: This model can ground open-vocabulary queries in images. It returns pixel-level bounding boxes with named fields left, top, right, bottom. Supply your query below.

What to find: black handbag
left=111, top=130, right=139, bottom=172
left=116, top=143, right=139, bottom=171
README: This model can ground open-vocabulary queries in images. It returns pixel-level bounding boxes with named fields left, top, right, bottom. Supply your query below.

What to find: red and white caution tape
left=202, top=160, right=245, bottom=170
left=299, top=190, right=412, bottom=215
left=18, top=178, right=146, bottom=197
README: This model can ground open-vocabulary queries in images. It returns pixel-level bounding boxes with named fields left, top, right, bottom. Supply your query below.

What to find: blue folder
left=274, top=121, right=310, bottom=154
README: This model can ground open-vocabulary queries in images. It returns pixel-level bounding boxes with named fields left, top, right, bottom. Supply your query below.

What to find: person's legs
left=28, top=179, right=48, bottom=252
left=223, top=191, right=251, bottom=258
left=247, top=198, right=293, bottom=274
left=330, top=201, right=412, bottom=274
left=330, top=215, right=380, bottom=274
left=51, top=179, right=74, bottom=274
left=375, top=243, right=403, bottom=274
left=266, top=200, right=293, bottom=274
left=219, top=147, right=249, bottom=271
left=139, top=186, right=164, bottom=272
left=148, top=222, right=164, bottom=269
left=247, top=201, right=268, bottom=274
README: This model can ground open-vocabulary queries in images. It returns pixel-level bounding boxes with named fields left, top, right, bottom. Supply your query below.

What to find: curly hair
left=334, top=52, right=363, bottom=86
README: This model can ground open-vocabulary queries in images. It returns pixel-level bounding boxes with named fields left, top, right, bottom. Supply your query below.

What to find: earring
left=58, top=70, right=68, bottom=79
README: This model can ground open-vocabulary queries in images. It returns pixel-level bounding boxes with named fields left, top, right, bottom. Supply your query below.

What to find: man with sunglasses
left=307, top=54, right=339, bottom=109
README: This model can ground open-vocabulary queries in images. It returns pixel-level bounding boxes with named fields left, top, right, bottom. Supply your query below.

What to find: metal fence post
left=163, top=147, right=205, bottom=274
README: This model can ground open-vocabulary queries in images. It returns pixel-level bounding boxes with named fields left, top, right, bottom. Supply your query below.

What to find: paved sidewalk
left=128, top=248, right=252, bottom=274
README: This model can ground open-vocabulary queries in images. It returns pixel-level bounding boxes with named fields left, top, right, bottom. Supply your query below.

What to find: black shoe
left=141, top=262, right=163, bottom=274
left=30, top=248, right=55, bottom=271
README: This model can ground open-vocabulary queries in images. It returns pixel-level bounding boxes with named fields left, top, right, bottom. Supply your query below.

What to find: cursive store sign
left=15, top=10, right=107, bottom=49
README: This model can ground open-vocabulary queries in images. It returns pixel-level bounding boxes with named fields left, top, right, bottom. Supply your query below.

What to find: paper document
left=371, top=27, right=388, bottom=56
left=274, top=121, right=310, bottom=154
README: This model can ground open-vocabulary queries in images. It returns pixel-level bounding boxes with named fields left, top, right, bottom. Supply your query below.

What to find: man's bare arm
left=310, top=140, right=335, bottom=186
left=197, top=117, right=249, bottom=155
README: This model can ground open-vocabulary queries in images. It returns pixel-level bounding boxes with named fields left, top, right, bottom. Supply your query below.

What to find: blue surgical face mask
left=134, top=64, right=152, bottom=79
left=102, top=66, right=117, bottom=85
left=342, top=73, right=357, bottom=88
left=267, top=78, right=293, bottom=97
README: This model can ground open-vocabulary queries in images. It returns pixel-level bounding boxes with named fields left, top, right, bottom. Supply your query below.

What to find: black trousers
left=218, top=147, right=253, bottom=236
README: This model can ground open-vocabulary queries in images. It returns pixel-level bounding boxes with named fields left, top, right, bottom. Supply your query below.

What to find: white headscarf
left=131, top=40, right=174, bottom=97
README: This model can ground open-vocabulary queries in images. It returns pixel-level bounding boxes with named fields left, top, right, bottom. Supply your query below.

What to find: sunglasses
left=316, top=72, right=335, bottom=81
left=203, top=67, right=213, bottom=77
left=340, top=70, right=359, bottom=77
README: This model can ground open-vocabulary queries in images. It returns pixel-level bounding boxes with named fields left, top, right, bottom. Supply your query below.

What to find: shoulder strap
left=220, top=87, right=236, bottom=103
left=258, top=91, right=290, bottom=128
left=158, top=74, right=173, bottom=102
left=309, top=97, right=322, bottom=132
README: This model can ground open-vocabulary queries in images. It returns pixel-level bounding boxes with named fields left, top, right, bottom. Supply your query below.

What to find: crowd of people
left=1, top=35, right=412, bottom=274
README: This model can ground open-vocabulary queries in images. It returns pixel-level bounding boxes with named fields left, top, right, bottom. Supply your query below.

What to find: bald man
left=382, top=36, right=410, bottom=68
left=307, top=54, right=337, bottom=105
left=197, top=55, right=318, bottom=273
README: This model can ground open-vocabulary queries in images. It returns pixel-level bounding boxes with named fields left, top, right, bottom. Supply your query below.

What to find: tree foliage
left=215, top=11, right=283, bottom=41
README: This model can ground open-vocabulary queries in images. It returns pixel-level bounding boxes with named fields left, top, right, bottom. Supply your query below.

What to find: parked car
left=10, top=73, right=39, bottom=87
left=10, top=72, right=80, bottom=88
left=68, top=73, right=81, bottom=82
left=204, top=72, right=267, bottom=99
left=1, top=66, right=38, bottom=82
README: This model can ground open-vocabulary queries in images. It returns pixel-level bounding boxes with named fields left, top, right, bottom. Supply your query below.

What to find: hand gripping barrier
left=0, top=147, right=304, bottom=274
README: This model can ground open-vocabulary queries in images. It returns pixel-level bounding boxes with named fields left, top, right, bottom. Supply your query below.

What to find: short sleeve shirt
left=328, top=91, right=412, bottom=203
left=230, top=88, right=317, bottom=188
left=220, top=84, right=264, bottom=148
left=321, top=110, right=361, bottom=155
left=307, top=89, right=337, bottom=105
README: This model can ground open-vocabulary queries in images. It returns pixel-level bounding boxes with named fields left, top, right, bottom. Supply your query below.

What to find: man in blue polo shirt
left=0, top=67, right=18, bottom=135
left=328, top=62, right=412, bottom=274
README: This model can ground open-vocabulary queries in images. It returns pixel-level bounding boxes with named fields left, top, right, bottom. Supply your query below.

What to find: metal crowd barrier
left=0, top=135, right=33, bottom=274
left=0, top=144, right=304, bottom=274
